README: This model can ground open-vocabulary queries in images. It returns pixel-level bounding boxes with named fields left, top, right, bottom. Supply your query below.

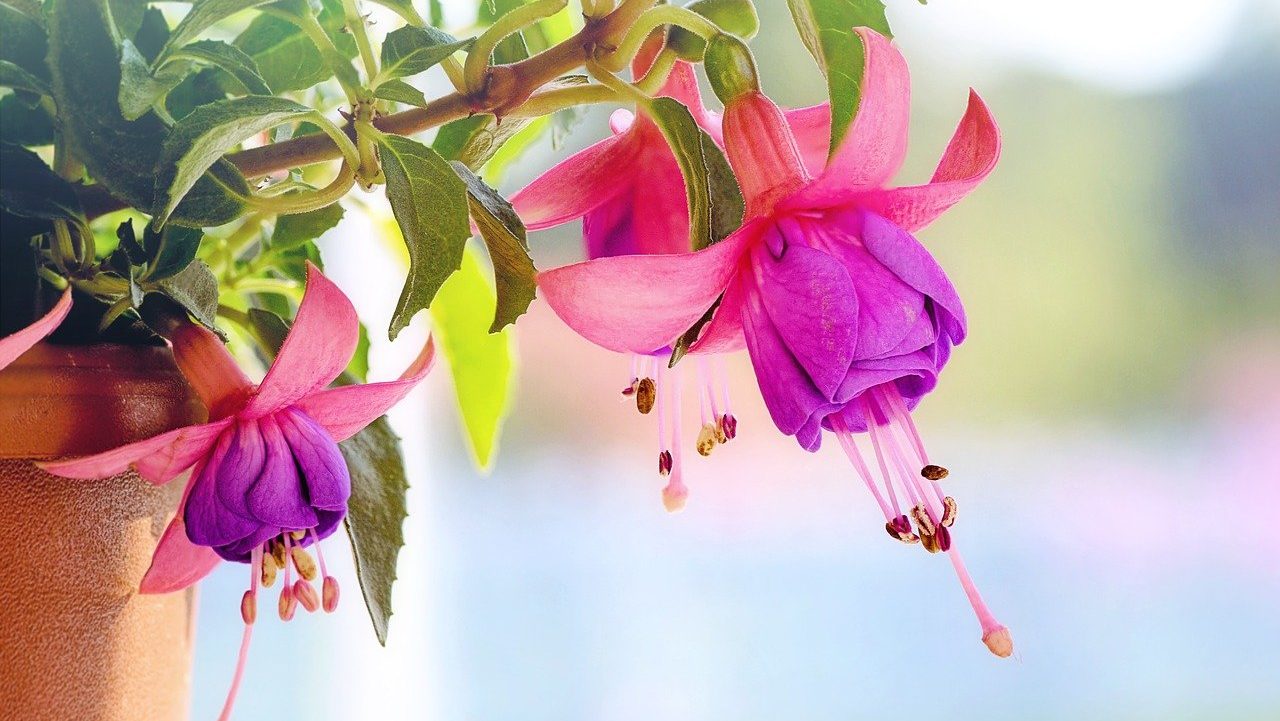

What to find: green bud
left=667, top=0, right=760, bottom=61
left=703, top=33, right=759, bottom=105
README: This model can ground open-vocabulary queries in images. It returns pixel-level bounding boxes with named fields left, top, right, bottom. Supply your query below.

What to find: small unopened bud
left=941, top=497, right=957, bottom=528
left=278, top=586, right=297, bottom=621
left=720, top=414, right=738, bottom=440
left=667, top=0, right=761, bottom=61
left=261, top=553, right=278, bottom=588
left=921, top=465, right=949, bottom=481
left=983, top=626, right=1014, bottom=658
left=704, top=33, right=760, bottom=106
left=696, top=423, right=719, bottom=456
left=322, top=576, right=340, bottom=613
left=291, top=546, right=318, bottom=581
left=662, top=481, right=688, bottom=513
left=240, top=591, right=257, bottom=625
left=635, top=378, right=656, bottom=414
left=658, top=450, right=673, bottom=476
left=294, top=579, right=320, bottom=613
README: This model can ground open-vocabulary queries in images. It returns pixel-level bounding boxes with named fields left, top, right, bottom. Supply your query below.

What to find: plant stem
left=598, top=4, right=718, bottom=73
left=342, top=0, right=380, bottom=85
left=463, top=0, right=569, bottom=94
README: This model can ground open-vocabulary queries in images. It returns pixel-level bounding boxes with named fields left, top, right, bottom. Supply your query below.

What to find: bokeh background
left=192, top=0, right=1280, bottom=718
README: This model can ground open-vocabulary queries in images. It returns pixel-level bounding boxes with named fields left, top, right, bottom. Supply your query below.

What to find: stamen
left=261, top=551, right=278, bottom=588
left=660, top=362, right=688, bottom=512
left=941, top=497, right=957, bottom=527
left=911, top=504, right=936, bottom=536
left=831, top=418, right=894, bottom=522
left=658, top=450, right=673, bottom=476
left=862, top=397, right=906, bottom=518
left=921, top=465, right=949, bottom=481
left=291, top=545, right=318, bottom=582
left=876, top=384, right=929, bottom=464
left=919, top=530, right=942, bottom=554
left=635, top=377, right=656, bottom=414
left=884, top=521, right=919, bottom=544
left=269, top=539, right=286, bottom=569
left=696, top=357, right=713, bottom=428
left=696, top=423, right=718, bottom=456
left=294, top=579, right=320, bottom=613
left=322, top=576, right=341, bottom=613
left=947, top=549, right=1013, bottom=658
left=240, top=591, right=257, bottom=625
left=719, top=413, right=738, bottom=441
left=935, top=525, right=953, bottom=552
left=279, top=534, right=297, bottom=621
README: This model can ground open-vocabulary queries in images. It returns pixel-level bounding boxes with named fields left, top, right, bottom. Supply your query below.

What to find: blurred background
left=193, top=0, right=1280, bottom=718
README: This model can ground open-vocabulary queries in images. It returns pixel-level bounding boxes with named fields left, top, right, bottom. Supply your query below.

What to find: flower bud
left=703, top=33, right=760, bottom=106
left=668, top=0, right=760, bottom=61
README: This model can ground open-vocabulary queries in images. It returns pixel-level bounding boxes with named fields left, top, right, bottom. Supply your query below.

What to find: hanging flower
left=509, top=52, right=737, bottom=511
left=534, top=28, right=1010, bottom=656
left=41, top=263, right=436, bottom=716
left=0, top=288, right=71, bottom=371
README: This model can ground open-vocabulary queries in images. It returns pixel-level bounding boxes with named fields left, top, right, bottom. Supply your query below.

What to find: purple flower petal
left=184, top=428, right=263, bottom=547
left=214, top=418, right=266, bottom=520
left=856, top=210, right=966, bottom=344
left=279, top=407, right=350, bottom=511
left=246, top=413, right=319, bottom=529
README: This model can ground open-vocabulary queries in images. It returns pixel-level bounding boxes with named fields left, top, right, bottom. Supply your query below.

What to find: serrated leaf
left=784, top=0, right=891, bottom=156
left=173, top=40, right=272, bottom=96
left=449, top=162, right=535, bottom=332
left=153, top=96, right=313, bottom=225
left=144, top=224, right=203, bottom=280
left=120, top=39, right=190, bottom=120
left=0, top=60, right=49, bottom=96
left=377, top=134, right=471, bottom=340
left=647, top=97, right=744, bottom=251
left=378, top=26, right=471, bottom=81
left=47, top=0, right=248, bottom=227
left=234, top=0, right=357, bottom=93
left=373, top=79, right=428, bottom=107
left=430, top=247, right=514, bottom=470
left=271, top=202, right=344, bottom=250
left=0, top=143, right=87, bottom=232
left=153, top=259, right=220, bottom=331
left=432, top=114, right=535, bottom=170
left=156, top=0, right=280, bottom=64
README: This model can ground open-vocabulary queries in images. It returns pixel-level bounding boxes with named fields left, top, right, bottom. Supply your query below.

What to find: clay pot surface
left=0, top=343, right=205, bottom=721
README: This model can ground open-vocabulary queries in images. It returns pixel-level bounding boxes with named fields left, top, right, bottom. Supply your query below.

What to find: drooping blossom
left=42, top=263, right=436, bottom=716
left=509, top=50, right=738, bottom=511
left=535, top=29, right=1010, bottom=655
left=0, top=287, right=71, bottom=370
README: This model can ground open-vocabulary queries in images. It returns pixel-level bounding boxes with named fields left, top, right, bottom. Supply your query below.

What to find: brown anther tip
left=240, top=591, right=257, bottom=625
left=884, top=522, right=919, bottom=544
left=941, top=496, right=958, bottom=528
left=635, top=377, right=656, bottom=414
left=920, top=531, right=942, bottom=554
left=983, top=627, right=1014, bottom=658
left=696, top=423, right=718, bottom=456
left=270, top=539, right=287, bottom=568
left=921, top=464, right=949, bottom=481
left=911, top=504, right=936, bottom=536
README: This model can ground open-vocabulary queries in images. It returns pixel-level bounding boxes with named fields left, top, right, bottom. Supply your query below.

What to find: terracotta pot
left=0, top=343, right=206, bottom=721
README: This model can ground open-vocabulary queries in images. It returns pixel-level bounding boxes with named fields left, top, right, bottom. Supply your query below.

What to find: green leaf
left=153, top=96, right=314, bottom=225
left=432, top=114, right=536, bottom=170
left=340, top=415, right=410, bottom=646
left=157, top=0, right=280, bottom=64
left=647, top=97, right=744, bottom=251
left=346, top=321, right=371, bottom=382
left=47, top=0, right=249, bottom=227
left=0, top=143, right=86, bottom=231
left=0, top=60, right=49, bottom=96
left=108, top=0, right=149, bottom=40
left=377, top=134, right=471, bottom=340
left=784, top=0, right=891, bottom=156
left=0, top=94, right=54, bottom=146
left=153, top=259, right=221, bottom=331
left=430, top=247, right=514, bottom=470
left=373, top=79, right=428, bottom=107
left=378, top=26, right=471, bottom=81
left=173, top=40, right=273, bottom=96
left=449, top=162, right=536, bottom=332
left=120, top=40, right=190, bottom=121
left=234, top=0, right=358, bottom=93
left=271, top=202, right=344, bottom=250
left=143, top=224, right=203, bottom=281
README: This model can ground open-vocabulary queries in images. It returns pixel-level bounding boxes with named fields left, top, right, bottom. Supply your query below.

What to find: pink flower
left=510, top=54, right=738, bottom=511
left=534, top=29, right=1010, bottom=656
left=0, top=288, right=71, bottom=370
left=42, top=263, right=436, bottom=717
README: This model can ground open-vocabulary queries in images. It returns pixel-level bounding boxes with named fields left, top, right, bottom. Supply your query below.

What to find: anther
left=935, top=525, right=952, bottom=552
left=322, top=576, right=340, bottom=613
left=658, top=450, right=673, bottom=476
left=240, top=591, right=257, bottom=625
left=270, top=539, right=287, bottom=569
left=921, top=464, right=949, bottom=481
left=635, top=377, right=656, bottom=414
left=291, top=546, right=318, bottom=581
left=290, top=529, right=306, bottom=541
left=696, top=423, right=718, bottom=456
left=261, top=552, right=278, bottom=587
left=920, top=530, right=942, bottom=554
left=621, top=378, right=638, bottom=396
left=294, top=579, right=320, bottom=613
left=278, top=585, right=297, bottom=621
left=719, top=414, right=738, bottom=440
left=891, top=515, right=913, bottom=536
left=884, top=521, right=919, bottom=544
left=941, top=497, right=957, bottom=528
left=911, top=504, right=936, bottom=536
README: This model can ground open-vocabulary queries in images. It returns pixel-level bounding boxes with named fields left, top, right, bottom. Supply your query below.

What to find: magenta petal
left=245, top=263, right=359, bottom=417
left=858, top=210, right=966, bottom=343
left=139, top=458, right=222, bottom=594
left=783, top=103, right=832, bottom=177
left=278, top=407, right=350, bottom=510
left=509, top=133, right=638, bottom=230
left=184, top=430, right=262, bottom=547
left=39, top=418, right=232, bottom=484
left=537, top=226, right=753, bottom=354
left=213, top=419, right=266, bottom=520
left=866, top=89, right=1001, bottom=232
left=835, top=351, right=939, bottom=407
left=819, top=28, right=911, bottom=191
left=0, top=288, right=71, bottom=370
left=246, top=414, right=318, bottom=528
left=296, top=336, right=436, bottom=443
left=753, top=241, right=858, bottom=398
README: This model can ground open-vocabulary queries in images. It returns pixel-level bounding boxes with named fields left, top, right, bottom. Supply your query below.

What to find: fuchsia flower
left=534, top=29, right=1011, bottom=656
left=510, top=54, right=738, bottom=511
left=42, top=263, right=436, bottom=717
left=0, top=288, right=71, bottom=370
